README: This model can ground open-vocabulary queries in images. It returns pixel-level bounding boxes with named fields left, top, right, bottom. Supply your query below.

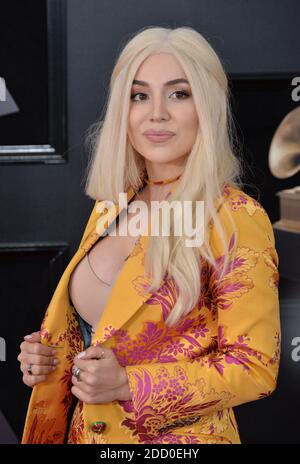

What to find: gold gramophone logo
left=269, top=106, right=300, bottom=233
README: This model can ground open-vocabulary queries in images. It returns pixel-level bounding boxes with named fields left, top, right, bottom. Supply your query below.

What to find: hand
left=71, top=345, right=131, bottom=404
left=17, top=331, right=60, bottom=387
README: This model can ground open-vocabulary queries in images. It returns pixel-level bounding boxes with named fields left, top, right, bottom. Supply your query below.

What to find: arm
left=123, top=197, right=281, bottom=435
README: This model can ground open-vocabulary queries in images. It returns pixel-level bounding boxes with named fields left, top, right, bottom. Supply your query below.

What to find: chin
left=141, top=150, right=179, bottom=161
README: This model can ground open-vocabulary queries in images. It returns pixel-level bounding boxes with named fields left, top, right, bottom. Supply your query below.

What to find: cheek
left=177, top=104, right=198, bottom=129
left=128, top=112, right=140, bottom=140
left=180, top=116, right=198, bottom=138
left=176, top=113, right=198, bottom=150
left=188, top=106, right=199, bottom=129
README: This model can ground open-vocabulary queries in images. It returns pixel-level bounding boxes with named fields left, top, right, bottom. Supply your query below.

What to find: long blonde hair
left=83, top=26, right=243, bottom=326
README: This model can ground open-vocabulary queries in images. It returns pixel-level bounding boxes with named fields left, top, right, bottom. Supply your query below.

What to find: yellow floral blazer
left=21, top=184, right=281, bottom=444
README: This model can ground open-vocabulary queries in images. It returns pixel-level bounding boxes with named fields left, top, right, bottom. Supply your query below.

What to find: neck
left=141, top=175, right=181, bottom=204
left=144, top=159, right=185, bottom=183
left=139, top=159, right=186, bottom=204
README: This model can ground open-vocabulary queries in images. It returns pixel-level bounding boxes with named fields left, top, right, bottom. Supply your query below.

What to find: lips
left=143, top=130, right=175, bottom=143
left=144, top=130, right=175, bottom=136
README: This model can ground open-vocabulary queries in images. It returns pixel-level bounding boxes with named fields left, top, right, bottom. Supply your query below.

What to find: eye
left=130, top=90, right=190, bottom=102
left=170, top=90, right=190, bottom=100
left=130, top=92, right=147, bottom=102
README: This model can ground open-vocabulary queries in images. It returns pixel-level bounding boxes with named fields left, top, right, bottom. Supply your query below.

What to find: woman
left=18, top=26, right=280, bottom=444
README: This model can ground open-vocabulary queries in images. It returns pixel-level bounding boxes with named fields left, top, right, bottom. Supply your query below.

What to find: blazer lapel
left=91, top=230, right=152, bottom=345
left=76, top=185, right=153, bottom=346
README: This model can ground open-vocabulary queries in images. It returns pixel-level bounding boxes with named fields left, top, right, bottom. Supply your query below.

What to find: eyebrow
left=132, top=78, right=190, bottom=87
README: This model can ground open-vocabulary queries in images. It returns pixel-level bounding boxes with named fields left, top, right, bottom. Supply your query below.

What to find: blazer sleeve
left=124, top=196, right=281, bottom=435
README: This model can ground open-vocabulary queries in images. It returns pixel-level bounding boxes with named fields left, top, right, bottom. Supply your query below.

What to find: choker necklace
left=144, top=173, right=182, bottom=185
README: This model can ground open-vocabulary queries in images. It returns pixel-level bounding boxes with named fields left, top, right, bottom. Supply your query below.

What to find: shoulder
left=215, top=183, right=269, bottom=218
left=209, top=183, right=276, bottom=255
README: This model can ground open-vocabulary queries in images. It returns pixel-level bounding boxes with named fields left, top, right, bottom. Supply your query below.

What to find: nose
left=149, top=95, right=170, bottom=122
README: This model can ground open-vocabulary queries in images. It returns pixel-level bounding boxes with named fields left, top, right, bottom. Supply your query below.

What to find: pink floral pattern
left=115, top=188, right=280, bottom=443
left=23, top=307, right=84, bottom=443
left=22, top=184, right=280, bottom=445
left=119, top=369, right=235, bottom=443
left=199, top=233, right=259, bottom=317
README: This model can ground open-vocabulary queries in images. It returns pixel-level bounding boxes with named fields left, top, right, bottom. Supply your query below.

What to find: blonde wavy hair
left=83, top=26, right=243, bottom=327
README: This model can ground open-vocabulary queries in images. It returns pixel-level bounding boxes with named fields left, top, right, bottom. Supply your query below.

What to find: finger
left=20, top=362, right=57, bottom=376
left=22, top=373, right=47, bottom=387
left=19, top=341, right=56, bottom=357
left=18, top=352, right=59, bottom=366
left=71, top=386, right=94, bottom=403
left=71, top=372, right=112, bottom=394
left=23, top=331, right=41, bottom=342
left=75, top=346, right=107, bottom=360
left=71, top=375, right=93, bottom=393
left=71, top=364, right=92, bottom=384
left=71, top=385, right=118, bottom=404
left=73, top=358, right=100, bottom=372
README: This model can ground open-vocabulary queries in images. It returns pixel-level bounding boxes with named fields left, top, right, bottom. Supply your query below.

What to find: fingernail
left=76, top=351, right=86, bottom=359
left=53, top=358, right=59, bottom=365
left=24, top=335, right=33, bottom=340
left=52, top=349, right=56, bottom=355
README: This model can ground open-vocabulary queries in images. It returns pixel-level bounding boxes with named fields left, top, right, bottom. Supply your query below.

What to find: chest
left=68, top=206, right=145, bottom=329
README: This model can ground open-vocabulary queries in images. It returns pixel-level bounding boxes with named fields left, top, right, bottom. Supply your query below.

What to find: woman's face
left=127, top=53, right=199, bottom=169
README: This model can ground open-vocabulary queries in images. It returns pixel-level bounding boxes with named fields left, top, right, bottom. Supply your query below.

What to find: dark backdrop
left=0, top=0, right=299, bottom=444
